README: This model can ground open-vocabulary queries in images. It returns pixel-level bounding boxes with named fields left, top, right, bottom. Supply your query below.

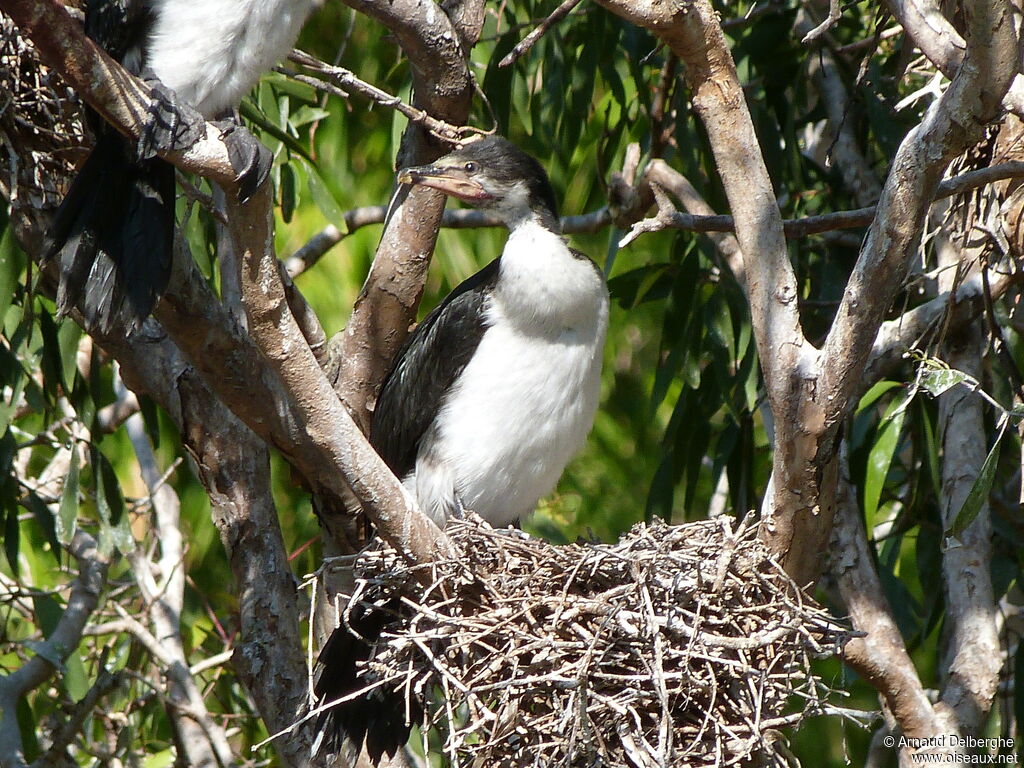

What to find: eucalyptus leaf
left=56, top=442, right=80, bottom=545
left=919, top=367, right=969, bottom=398
left=944, top=424, right=1005, bottom=542
left=863, top=392, right=910, bottom=526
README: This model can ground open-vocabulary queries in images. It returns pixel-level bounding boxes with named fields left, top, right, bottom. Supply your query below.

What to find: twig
left=285, top=50, right=482, bottom=144
left=619, top=161, right=1024, bottom=245
left=309, top=517, right=852, bottom=767
left=285, top=206, right=612, bottom=276
left=801, top=0, right=842, bottom=44
left=498, top=0, right=586, bottom=68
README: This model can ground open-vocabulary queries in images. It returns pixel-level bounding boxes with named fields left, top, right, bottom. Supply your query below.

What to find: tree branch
left=820, top=0, right=1017, bottom=428
left=498, top=0, right=586, bottom=67
left=123, top=397, right=236, bottom=767
left=224, top=180, right=451, bottom=567
left=0, top=532, right=110, bottom=768
left=284, top=206, right=612, bottom=277
left=94, top=319, right=315, bottom=766
left=796, top=2, right=882, bottom=208
left=327, top=0, right=482, bottom=433
left=934, top=238, right=1001, bottom=733
left=831, top=448, right=958, bottom=752
left=884, top=0, right=1024, bottom=117
left=863, top=267, right=1021, bottom=386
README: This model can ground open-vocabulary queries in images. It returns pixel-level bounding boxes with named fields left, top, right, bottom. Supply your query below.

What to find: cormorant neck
left=504, top=206, right=561, bottom=234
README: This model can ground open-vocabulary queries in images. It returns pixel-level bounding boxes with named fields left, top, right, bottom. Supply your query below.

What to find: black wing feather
left=43, top=0, right=173, bottom=333
left=313, top=599, right=420, bottom=763
left=45, top=134, right=175, bottom=333
left=370, top=258, right=501, bottom=478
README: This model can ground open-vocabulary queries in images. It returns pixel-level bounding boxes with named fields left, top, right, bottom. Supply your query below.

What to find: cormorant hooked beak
left=398, top=162, right=493, bottom=204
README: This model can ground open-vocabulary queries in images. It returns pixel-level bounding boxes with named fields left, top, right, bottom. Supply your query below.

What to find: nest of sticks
left=0, top=11, right=84, bottom=219
left=340, top=515, right=852, bottom=768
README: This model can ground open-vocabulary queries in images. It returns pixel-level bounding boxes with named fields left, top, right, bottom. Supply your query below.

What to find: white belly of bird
left=408, top=222, right=609, bottom=527
left=413, top=320, right=603, bottom=527
left=147, top=0, right=312, bottom=117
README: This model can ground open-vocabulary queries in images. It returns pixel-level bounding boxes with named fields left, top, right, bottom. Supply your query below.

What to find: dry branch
left=286, top=49, right=480, bottom=144
left=498, top=0, right=586, bottom=67
left=284, top=206, right=612, bottom=277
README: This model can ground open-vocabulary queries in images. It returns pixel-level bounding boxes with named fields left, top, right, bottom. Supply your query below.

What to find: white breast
left=147, top=0, right=313, bottom=117
left=408, top=222, right=609, bottom=526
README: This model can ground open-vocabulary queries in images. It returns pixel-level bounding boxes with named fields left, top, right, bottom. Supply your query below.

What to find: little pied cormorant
left=44, top=0, right=312, bottom=332
left=373, top=135, right=610, bottom=527
left=312, top=136, right=609, bottom=762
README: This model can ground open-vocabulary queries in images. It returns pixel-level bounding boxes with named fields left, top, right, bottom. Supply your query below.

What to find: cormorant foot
left=214, top=120, right=273, bottom=204
left=135, top=74, right=206, bottom=161
left=452, top=493, right=470, bottom=520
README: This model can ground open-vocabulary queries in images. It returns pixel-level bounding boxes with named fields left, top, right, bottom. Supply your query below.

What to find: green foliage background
left=2, top=1, right=1022, bottom=765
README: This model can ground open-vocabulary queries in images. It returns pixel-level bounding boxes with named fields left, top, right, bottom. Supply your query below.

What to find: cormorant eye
left=464, top=161, right=478, bottom=173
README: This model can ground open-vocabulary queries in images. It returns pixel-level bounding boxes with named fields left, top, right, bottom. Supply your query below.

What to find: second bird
left=45, top=0, right=313, bottom=332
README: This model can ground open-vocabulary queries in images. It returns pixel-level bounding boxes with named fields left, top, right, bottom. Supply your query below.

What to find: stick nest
left=341, top=516, right=852, bottom=768
left=0, top=11, right=84, bottom=217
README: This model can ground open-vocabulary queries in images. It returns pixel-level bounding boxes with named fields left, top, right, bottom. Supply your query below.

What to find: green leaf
left=606, top=264, right=672, bottom=307
left=56, top=442, right=80, bottom=545
left=38, top=307, right=64, bottom=400
left=918, top=401, right=942, bottom=501
left=24, top=491, right=60, bottom=564
left=144, top=750, right=176, bottom=768
left=58, top=321, right=82, bottom=395
left=944, top=425, right=1004, bottom=541
left=645, top=455, right=676, bottom=523
left=290, top=104, right=331, bottom=129
left=140, top=396, right=161, bottom=451
left=33, top=593, right=63, bottom=638
left=17, top=697, right=39, bottom=762
left=63, top=651, right=90, bottom=701
left=856, top=380, right=903, bottom=415
left=300, top=157, right=347, bottom=227
left=94, top=449, right=134, bottom=554
left=239, top=99, right=313, bottom=163
left=863, top=393, right=910, bottom=526
left=280, top=161, right=297, bottom=223
left=919, top=367, right=969, bottom=398
left=0, top=429, right=18, bottom=577
left=25, top=638, right=64, bottom=669
left=482, top=30, right=519, bottom=136
left=69, top=371, right=96, bottom=435
left=0, top=344, right=27, bottom=434
left=0, top=226, right=25, bottom=322
left=2, top=499, right=18, bottom=578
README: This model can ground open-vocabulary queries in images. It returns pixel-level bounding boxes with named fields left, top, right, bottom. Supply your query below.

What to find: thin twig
left=498, top=0, right=586, bottom=68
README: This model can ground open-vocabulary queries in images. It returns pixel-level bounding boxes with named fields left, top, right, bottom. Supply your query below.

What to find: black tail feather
left=44, top=131, right=175, bottom=333
left=313, top=599, right=419, bottom=764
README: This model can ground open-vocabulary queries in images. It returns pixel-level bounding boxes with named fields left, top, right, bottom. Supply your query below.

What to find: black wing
left=43, top=0, right=173, bottom=334
left=313, top=598, right=420, bottom=763
left=370, top=258, right=501, bottom=478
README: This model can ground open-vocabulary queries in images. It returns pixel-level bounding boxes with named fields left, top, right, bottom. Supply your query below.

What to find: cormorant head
left=398, top=136, right=560, bottom=231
